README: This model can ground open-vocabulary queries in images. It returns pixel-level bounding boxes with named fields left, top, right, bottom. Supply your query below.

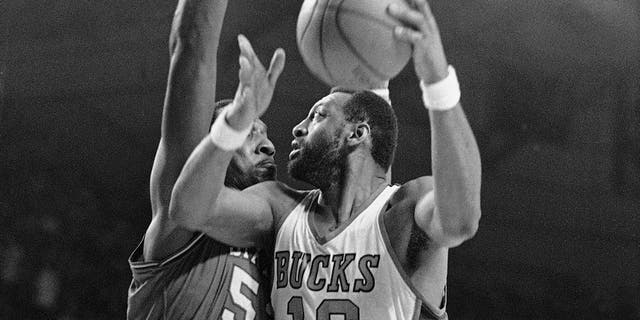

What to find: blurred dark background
left=1, top=0, right=639, bottom=319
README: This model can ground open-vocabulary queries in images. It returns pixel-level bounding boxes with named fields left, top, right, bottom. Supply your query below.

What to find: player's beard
left=226, top=160, right=276, bottom=190
left=287, top=131, right=349, bottom=190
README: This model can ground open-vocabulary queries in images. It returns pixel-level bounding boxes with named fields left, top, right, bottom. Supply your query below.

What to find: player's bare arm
left=389, top=0, right=481, bottom=248
left=170, top=36, right=287, bottom=248
left=145, top=0, right=229, bottom=261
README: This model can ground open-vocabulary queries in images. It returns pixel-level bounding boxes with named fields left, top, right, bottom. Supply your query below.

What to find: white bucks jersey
left=272, top=185, right=447, bottom=320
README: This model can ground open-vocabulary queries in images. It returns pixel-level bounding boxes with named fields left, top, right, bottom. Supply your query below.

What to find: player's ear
left=347, top=122, right=370, bottom=146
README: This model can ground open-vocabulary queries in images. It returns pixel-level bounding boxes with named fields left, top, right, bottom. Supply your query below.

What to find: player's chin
left=255, top=163, right=277, bottom=182
left=286, top=157, right=305, bottom=182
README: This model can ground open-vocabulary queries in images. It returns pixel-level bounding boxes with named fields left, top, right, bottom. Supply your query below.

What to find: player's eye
left=247, top=126, right=258, bottom=139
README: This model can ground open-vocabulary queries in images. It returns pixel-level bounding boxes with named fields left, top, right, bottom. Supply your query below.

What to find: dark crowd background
left=1, top=0, right=639, bottom=319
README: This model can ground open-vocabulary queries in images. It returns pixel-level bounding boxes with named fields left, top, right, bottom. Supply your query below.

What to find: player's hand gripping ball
left=297, top=0, right=412, bottom=89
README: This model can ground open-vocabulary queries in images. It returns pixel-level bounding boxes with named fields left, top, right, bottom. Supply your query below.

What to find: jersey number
left=287, top=296, right=359, bottom=320
left=222, top=266, right=260, bottom=320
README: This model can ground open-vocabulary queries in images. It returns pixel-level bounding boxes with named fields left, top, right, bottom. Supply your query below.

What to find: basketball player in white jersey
left=126, top=0, right=285, bottom=318
left=170, top=0, right=480, bottom=319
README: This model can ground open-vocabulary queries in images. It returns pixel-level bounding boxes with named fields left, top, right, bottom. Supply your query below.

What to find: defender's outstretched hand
left=387, top=0, right=448, bottom=84
left=226, top=35, right=286, bottom=131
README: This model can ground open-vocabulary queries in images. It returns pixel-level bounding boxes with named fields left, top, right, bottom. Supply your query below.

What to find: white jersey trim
left=377, top=188, right=447, bottom=318
left=274, top=189, right=321, bottom=247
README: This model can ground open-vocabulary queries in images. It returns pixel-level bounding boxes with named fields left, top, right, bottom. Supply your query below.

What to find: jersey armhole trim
left=377, top=204, right=447, bottom=319
left=274, top=189, right=320, bottom=241
left=129, top=232, right=206, bottom=271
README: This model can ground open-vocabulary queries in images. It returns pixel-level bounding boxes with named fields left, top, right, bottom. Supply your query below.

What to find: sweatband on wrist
left=420, top=65, right=461, bottom=111
left=370, top=87, right=391, bottom=105
left=208, top=107, right=252, bottom=151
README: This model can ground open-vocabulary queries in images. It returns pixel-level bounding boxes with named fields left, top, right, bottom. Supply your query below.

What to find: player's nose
left=257, top=139, right=275, bottom=156
left=292, top=121, right=307, bottom=138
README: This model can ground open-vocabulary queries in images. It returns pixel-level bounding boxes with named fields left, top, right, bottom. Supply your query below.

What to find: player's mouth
left=289, top=141, right=301, bottom=160
left=257, top=159, right=276, bottom=169
left=289, top=149, right=300, bottom=160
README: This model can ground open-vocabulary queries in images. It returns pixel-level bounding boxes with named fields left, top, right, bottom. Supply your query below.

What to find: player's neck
left=318, top=159, right=387, bottom=224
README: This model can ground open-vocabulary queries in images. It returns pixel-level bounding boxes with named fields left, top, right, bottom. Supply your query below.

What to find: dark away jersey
left=127, top=233, right=269, bottom=320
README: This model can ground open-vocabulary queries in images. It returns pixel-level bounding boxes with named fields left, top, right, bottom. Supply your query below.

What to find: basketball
left=296, top=0, right=412, bottom=89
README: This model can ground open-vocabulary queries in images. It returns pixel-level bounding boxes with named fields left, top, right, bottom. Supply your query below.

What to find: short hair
left=330, top=87, right=398, bottom=170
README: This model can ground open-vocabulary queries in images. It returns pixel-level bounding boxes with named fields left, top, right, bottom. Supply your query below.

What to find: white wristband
left=370, top=88, right=391, bottom=105
left=369, top=81, right=391, bottom=105
left=208, top=107, right=252, bottom=151
left=420, top=65, right=461, bottom=111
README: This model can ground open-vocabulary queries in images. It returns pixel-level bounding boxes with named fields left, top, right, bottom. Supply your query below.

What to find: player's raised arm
left=169, top=36, right=286, bottom=248
left=145, top=0, right=228, bottom=261
left=388, top=0, right=481, bottom=248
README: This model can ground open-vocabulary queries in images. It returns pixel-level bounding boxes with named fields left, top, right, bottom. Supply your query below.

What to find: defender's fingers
left=387, top=2, right=424, bottom=30
left=267, top=48, right=286, bottom=86
left=238, top=55, right=254, bottom=85
left=237, top=34, right=260, bottom=67
left=393, top=25, right=423, bottom=43
left=241, top=86, right=255, bottom=106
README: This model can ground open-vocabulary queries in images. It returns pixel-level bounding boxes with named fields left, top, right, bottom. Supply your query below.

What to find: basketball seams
left=331, top=4, right=399, bottom=31
left=319, top=0, right=335, bottom=84
left=298, top=0, right=334, bottom=85
left=297, top=0, right=319, bottom=47
left=333, top=0, right=389, bottom=81
left=296, top=0, right=411, bottom=88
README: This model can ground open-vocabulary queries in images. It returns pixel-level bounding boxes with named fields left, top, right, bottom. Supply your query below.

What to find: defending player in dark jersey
left=126, top=0, right=285, bottom=318
left=127, top=103, right=276, bottom=320
left=169, top=0, right=479, bottom=319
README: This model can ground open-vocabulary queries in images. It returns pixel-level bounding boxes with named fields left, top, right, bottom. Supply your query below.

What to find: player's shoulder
left=246, top=181, right=317, bottom=233
left=384, top=177, right=433, bottom=221
left=392, top=176, right=434, bottom=205
left=142, top=212, right=198, bottom=262
left=244, top=181, right=308, bottom=202
left=244, top=181, right=311, bottom=217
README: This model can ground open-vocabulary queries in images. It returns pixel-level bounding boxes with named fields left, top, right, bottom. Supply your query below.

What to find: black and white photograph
left=1, top=0, right=639, bottom=319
